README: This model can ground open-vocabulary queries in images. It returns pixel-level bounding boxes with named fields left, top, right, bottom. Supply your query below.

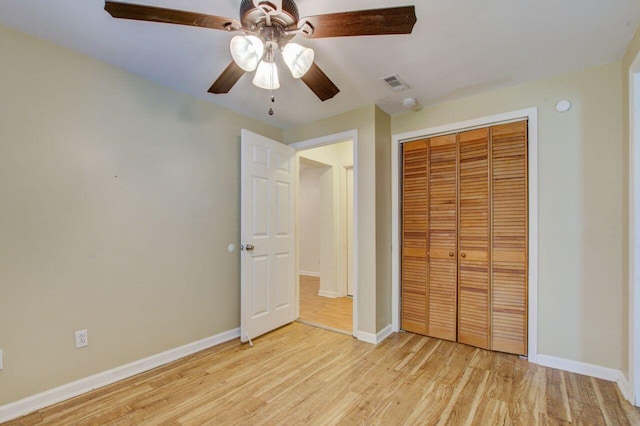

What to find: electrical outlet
left=75, top=330, right=88, bottom=348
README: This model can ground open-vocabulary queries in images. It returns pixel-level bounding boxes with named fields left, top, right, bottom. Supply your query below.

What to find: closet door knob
left=461, top=252, right=466, bottom=258
left=449, top=252, right=454, bottom=257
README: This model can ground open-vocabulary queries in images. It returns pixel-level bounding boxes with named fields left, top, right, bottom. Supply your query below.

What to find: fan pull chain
left=268, top=86, right=275, bottom=116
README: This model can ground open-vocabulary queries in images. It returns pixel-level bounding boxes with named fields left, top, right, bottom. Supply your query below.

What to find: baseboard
left=536, top=354, right=620, bottom=382
left=536, top=353, right=635, bottom=402
left=376, top=324, right=394, bottom=343
left=355, top=324, right=393, bottom=345
left=616, top=371, right=633, bottom=404
left=537, top=354, right=635, bottom=404
left=298, top=271, right=320, bottom=277
left=0, top=327, right=241, bottom=423
left=318, top=289, right=341, bottom=298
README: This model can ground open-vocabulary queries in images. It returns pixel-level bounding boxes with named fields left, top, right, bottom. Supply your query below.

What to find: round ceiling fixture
left=555, top=100, right=572, bottom=112
left=403, top=98, right=418, bottom=110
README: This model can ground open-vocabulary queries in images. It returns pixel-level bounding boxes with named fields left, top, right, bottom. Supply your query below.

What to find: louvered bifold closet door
left=457, top=128, right=491, bottom=350
left=426, top=134, right=458, bottom=341
left=401, top=140, right=429, bottom=334
left=491, top=121, right=528, bottom=355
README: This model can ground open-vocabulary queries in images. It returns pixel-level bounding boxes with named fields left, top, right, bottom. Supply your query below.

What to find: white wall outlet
left=0, top=349, right=3, bottom=370
left=75, top=330, right=88, bottom=348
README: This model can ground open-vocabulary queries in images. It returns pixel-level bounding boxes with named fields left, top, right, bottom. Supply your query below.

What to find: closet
left=401, top=120, right=527, bottom=356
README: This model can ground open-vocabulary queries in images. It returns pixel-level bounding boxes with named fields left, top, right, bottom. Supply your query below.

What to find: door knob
left=461, top=252, right=466, bottom=258
left=245, top=244, right=255, bottom=252
left=449, top=252, right=454, bottom=257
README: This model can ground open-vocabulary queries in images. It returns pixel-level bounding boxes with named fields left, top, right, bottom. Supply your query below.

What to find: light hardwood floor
left=5, top=323, right=640, bottom=425
left=298, top=274, right=352, bottom=333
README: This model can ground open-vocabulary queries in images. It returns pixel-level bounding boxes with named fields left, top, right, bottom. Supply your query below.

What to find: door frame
left=291, top=130, right=359, bottom=336
left=344, top=165, right=355, bottom=297
left=289, top=129, right=358, bottom=336
left=390, top=108, right=539, bottom=362
left=629, top=50, right=640, bottom=406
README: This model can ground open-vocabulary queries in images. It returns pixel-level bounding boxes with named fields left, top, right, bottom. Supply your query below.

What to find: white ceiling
left=0, top=0, right=638, bottom=129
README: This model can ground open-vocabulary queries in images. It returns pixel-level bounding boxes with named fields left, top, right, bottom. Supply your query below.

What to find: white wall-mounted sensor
left=403, top=98, right=418, bottom=110
left=555, top=100, right=572, bottom=112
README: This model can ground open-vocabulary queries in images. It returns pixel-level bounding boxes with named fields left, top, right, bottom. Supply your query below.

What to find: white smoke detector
left=402, top=98, right=418, bottom=110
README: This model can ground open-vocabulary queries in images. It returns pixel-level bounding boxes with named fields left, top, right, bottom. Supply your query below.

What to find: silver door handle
left=245, top=244, right=255, bottom=252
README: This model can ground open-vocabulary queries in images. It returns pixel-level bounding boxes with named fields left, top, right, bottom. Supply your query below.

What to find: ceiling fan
left=104, top=0, right=417, bottom=102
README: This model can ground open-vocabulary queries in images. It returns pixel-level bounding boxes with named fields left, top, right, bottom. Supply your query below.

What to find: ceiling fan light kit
left=230, top=35, right=314, bottom=90
left=104, top=0, right=417, bottom=102
left=229, top=35, right=264, bottom=72
left=253, top=57, right=280, bottom=90
left=282, top=43, right=315, bottom=79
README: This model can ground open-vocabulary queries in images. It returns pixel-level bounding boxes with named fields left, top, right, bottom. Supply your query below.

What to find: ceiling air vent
left=381, top=74, right=409, bottom=92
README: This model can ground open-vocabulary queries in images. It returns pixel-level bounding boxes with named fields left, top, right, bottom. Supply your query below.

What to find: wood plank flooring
left=4, top=323, right=639, bottom=425
left=298, top=274, right=352, bottom=333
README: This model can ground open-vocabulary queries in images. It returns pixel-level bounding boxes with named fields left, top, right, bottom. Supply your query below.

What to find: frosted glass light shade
left=230, top=35, right=264, bottom=72
left=252, top=60, right=280, bottom=90
left=282, top=43, right=314, bottom=78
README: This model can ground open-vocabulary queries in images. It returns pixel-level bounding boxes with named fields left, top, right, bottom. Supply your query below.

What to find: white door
left=241, top=129, right=296, bottom=342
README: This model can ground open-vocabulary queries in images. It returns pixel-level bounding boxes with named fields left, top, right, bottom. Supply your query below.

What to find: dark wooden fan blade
left=208, top=61, right=245, bottom=94
left=301, top=6, right=416, bottom=38
left=300, top=63, right=340, bottom=101
left=105, top=1, right=236, bottom=30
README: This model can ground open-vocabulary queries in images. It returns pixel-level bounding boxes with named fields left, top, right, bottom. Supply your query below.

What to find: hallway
left=298, top=274, right=352, bottom=333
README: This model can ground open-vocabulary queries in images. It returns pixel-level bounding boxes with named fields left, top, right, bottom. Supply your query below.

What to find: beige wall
left=375, top=108, right=392, bottom=331
left=622, top=25, right=640, bottom=380
left=298, top=165, right=324, bottom=275
left=393, top=63, right=624, bottom=370
left=284, top=106, right=381, bottom=334
left=0, top=25, right=281, bottom=405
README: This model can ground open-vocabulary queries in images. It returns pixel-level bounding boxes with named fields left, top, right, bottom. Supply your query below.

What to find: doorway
left=295, top=137, right=355, bottom=334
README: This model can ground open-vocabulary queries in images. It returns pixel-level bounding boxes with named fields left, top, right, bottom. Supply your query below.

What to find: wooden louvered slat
left=401, top=140, right=428, bottom=334
left=457, top=128, right=490, bottom=350
left=491, top=120, right=528, bottom=355
left=427, top=134, right=457, bottom=341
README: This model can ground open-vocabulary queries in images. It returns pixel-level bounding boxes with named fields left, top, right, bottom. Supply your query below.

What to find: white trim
left=355, top=324, right=393, bottom=344
left=629, top=50, right=640, bottom=407
left=390, top=107, right=539, bottom=363
left=538, top=354, right=631, bottom=400
left=537, top=354, right=620, bottom=381
left=354, top=331, right=378, bottom=344
left=293, top=130, right=359, bottom=338
left=527, top=110, right=539, bottom=364
left=341, top=164, right=355, bottom=298
left=298, top=270, right=320, bottom=278
left=619, top=372, right=633, bottom=403
left=0, top=328, right=241, bottom=423
left=318, top=289, right=341, bottom=298
left=290, top=130, right=355, bottom=150
left=376, top=324, right=394, bottom=343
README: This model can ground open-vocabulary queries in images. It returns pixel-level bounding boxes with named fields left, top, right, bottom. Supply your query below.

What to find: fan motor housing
left=239, top=0, right=299, bottom=30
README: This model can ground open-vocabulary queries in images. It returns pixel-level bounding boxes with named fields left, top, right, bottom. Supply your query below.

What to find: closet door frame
left=391, top=107, right=539, bottom=362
